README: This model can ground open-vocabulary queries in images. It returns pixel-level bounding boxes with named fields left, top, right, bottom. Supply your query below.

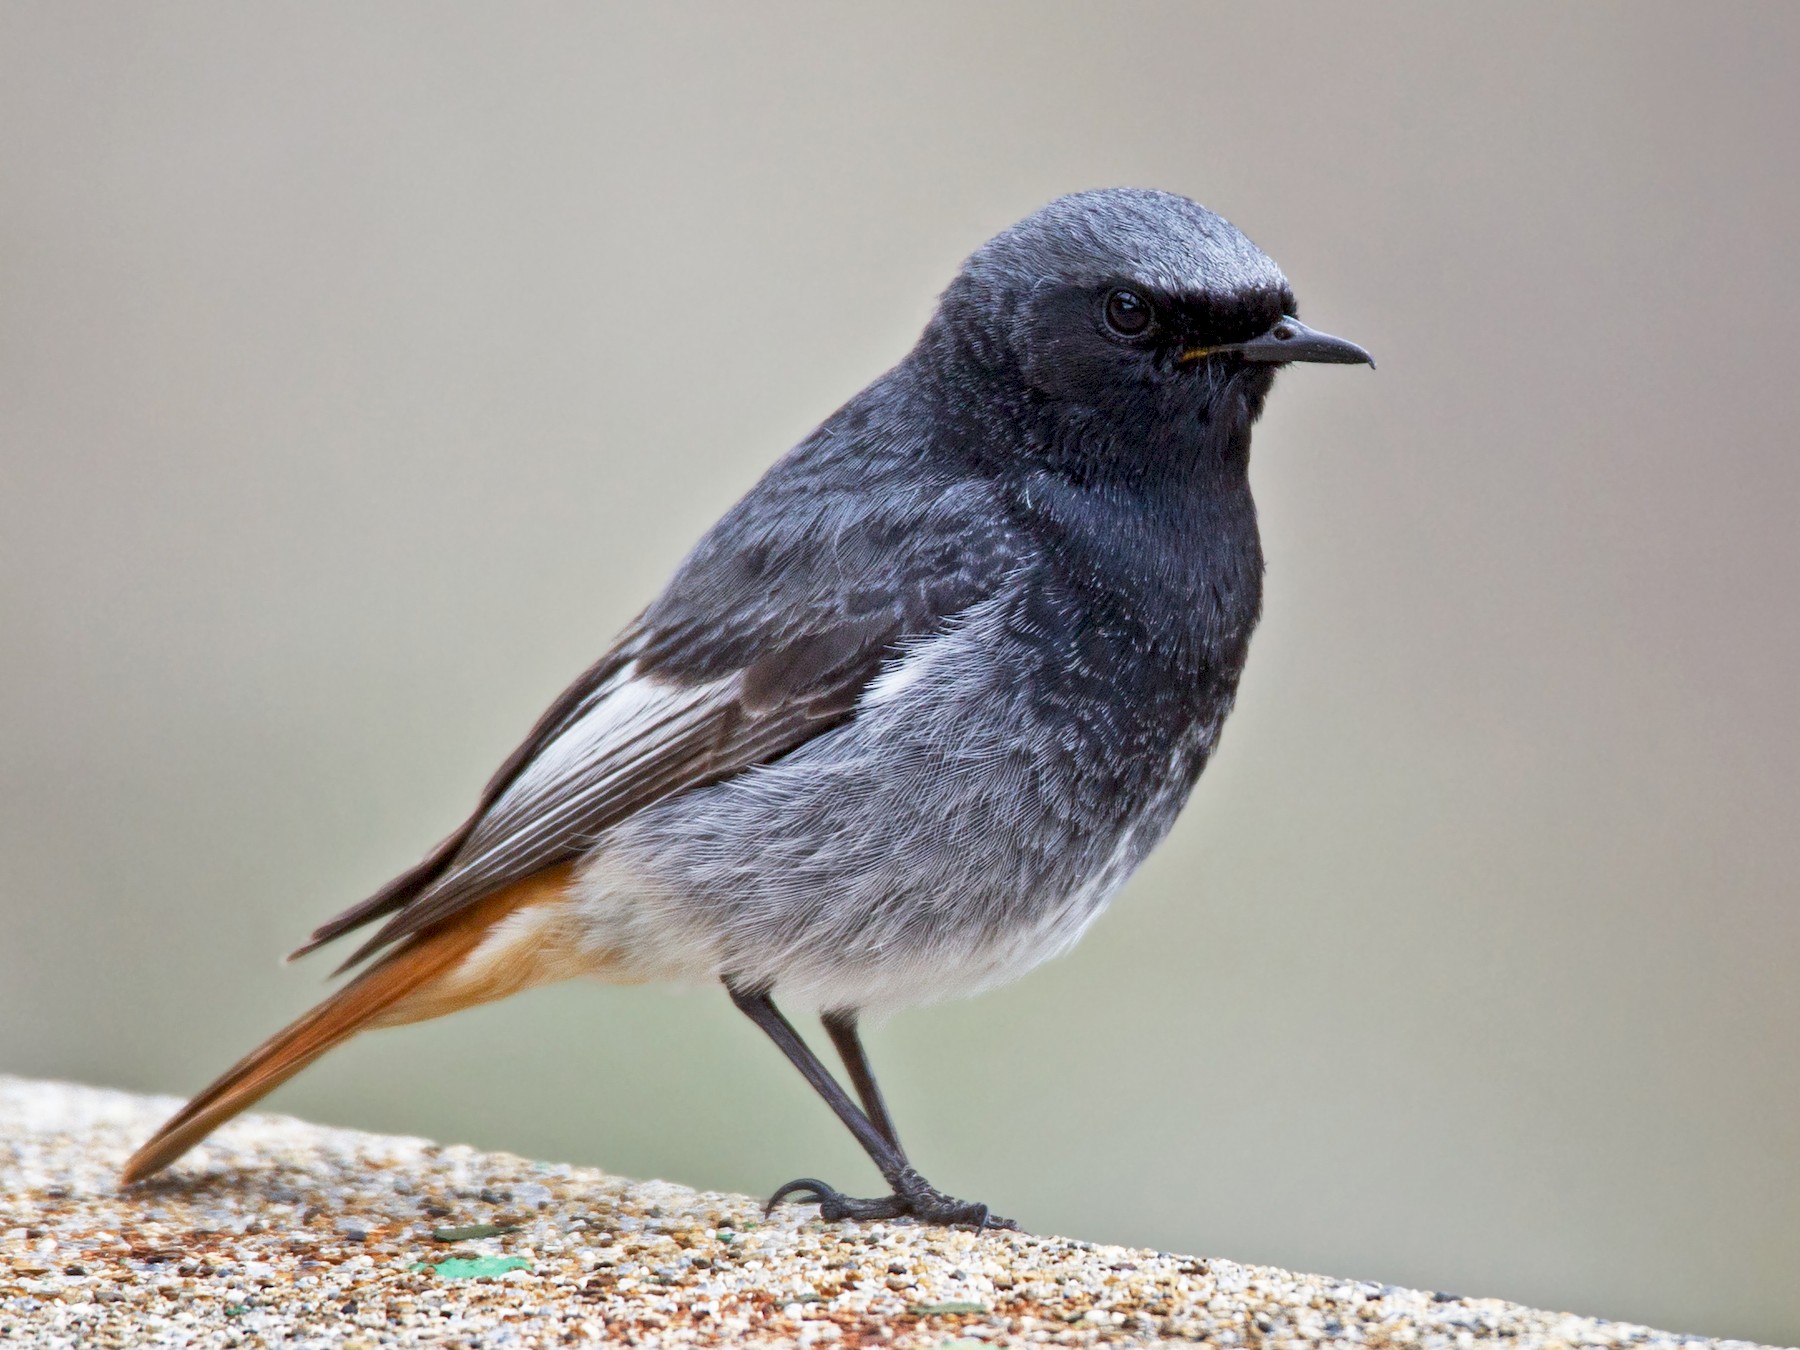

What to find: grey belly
left=568, top=623, right=1216, bottom=1014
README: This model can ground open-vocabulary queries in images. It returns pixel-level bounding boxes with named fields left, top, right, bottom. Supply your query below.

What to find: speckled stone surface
left=0, top=1076, right=1781, bottom=1349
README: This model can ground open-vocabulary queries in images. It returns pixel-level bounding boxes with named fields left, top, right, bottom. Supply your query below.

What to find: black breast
left=998, top=465, right=1265, bottom=836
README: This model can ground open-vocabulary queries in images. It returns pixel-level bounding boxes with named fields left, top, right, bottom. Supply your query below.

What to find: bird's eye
left=1102, top=288, right=1154, bottom=339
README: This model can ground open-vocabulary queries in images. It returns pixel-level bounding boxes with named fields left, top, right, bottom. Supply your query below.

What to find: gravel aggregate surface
left=1, top=1075, right=1780, bottom=1349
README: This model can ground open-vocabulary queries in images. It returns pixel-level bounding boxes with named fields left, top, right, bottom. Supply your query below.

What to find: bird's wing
left=294, top=420, right=1024, bottom=974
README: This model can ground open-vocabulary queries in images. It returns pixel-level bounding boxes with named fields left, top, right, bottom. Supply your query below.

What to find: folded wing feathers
left=337, top=664, right=743, bottom=969
left=291, top=642, right=643, bottom=961
left=312, top=607, right=912, bottom=974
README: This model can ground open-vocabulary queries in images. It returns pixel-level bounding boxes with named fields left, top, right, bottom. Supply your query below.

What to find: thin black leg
left=822, top=1010, right=901, bottom=1153
left=725, top=979, right=1016, bottom=1230
left=725, top=982, right=906, bottom=1179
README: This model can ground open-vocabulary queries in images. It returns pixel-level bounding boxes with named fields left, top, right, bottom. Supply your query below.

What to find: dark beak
left=1184, top=317, right=1375, bottom=368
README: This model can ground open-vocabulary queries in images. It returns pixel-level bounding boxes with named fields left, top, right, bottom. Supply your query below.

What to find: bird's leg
left=822, top=1009, right=901, bottom=1154
left=725, top=980, right=1016, bottom=1230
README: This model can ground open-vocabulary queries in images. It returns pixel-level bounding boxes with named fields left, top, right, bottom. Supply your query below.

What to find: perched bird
left=123, top=188, right=1370, bottom=1229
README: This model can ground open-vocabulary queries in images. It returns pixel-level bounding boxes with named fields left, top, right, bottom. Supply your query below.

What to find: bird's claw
left=764, top=1175, right=1019, bottom=1230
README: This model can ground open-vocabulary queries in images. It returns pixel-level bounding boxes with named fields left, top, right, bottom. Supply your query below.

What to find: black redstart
left=124, top=188, right=1371, bottom=1229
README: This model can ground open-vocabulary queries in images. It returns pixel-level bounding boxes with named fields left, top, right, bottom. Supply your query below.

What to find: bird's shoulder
left=635, top=380, right=1028, bottom=686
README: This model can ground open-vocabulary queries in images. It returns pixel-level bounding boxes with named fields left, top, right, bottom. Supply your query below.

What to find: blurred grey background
left=3, top=3, right=1797, bottom=1342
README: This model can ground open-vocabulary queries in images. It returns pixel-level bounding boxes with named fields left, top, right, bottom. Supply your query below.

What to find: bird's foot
left=765, top=1173, right=1019, bottom=1231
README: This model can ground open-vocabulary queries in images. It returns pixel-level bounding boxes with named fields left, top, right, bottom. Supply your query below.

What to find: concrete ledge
left=0, top=1075, right=1777, bottom=1348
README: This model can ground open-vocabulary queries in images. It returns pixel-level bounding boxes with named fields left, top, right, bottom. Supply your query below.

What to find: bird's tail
left=121, top=864, right=586, bottom=1185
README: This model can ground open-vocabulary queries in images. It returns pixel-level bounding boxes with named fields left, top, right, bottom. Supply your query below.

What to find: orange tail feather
left=121, top=865, right=581, bottom=1185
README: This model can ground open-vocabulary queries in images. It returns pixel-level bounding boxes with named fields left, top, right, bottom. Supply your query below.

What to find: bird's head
left=928, top=188, right=1370, bottom=470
